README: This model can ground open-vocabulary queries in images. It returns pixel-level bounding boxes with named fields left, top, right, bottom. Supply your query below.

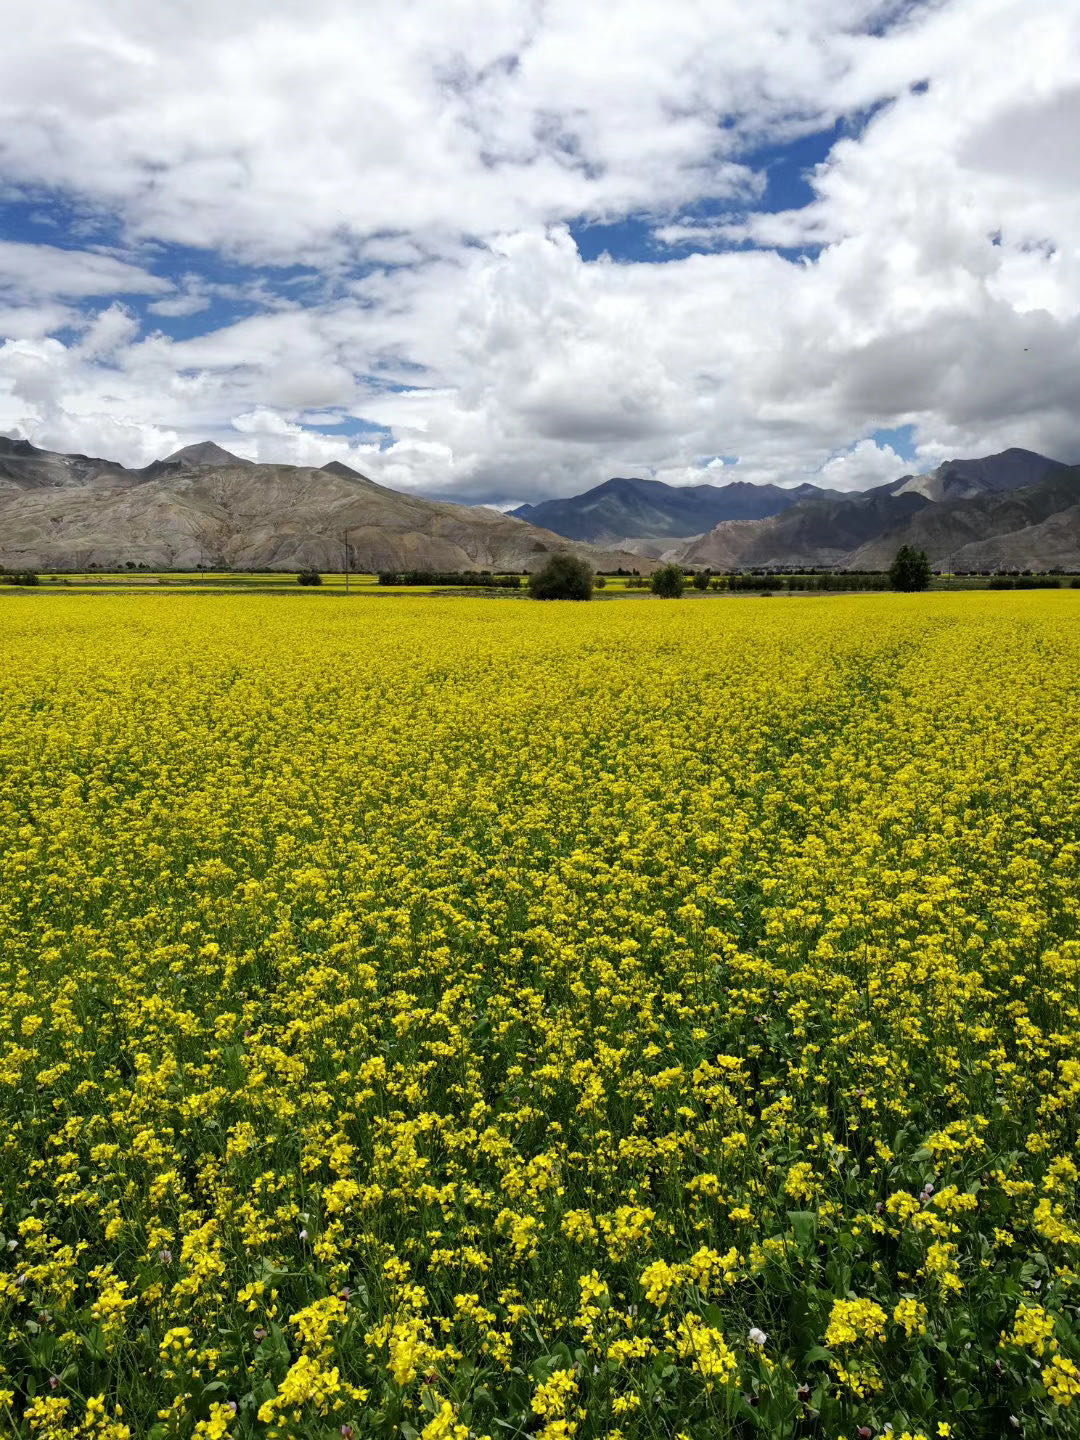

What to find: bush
left=593, top=575, right=607, bottom=590
left=529, top=553, right=594, bottom=601
left=651, top=563, right=685, bottom=599
left=297, top=569, right=323, bottom=586
left=2, top=569, right=39, bottom=586
left=889, top=545, right=932, bottom=592
left=692, top=570, right=711, bottom=591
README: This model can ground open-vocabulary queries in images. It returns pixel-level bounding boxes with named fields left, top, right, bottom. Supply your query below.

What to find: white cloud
left=0, top=241, right=170, bottom=299
left=818, top=439, right=910, bottom=491
left=0, top=0, right=899, bottom=263
left=0, top=0, right=1077, bottom=499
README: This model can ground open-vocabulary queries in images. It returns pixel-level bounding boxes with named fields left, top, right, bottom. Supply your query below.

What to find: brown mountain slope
left=848, top=465, right=1080, bottom=569
left=0, top=451, right=647, bottom=573
left=677, top=454, right=1078, bottom=572
left=947, top=503, right=1080, bottom=572
left=678, top=489, right=932, bottom=569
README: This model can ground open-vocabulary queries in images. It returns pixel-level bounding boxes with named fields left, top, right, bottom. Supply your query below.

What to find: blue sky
left=0, top=0, right=1076, bottom=502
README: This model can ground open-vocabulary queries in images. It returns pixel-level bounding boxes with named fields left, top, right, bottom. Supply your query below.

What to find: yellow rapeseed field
left=1, top=592, right=1079, bottom=1440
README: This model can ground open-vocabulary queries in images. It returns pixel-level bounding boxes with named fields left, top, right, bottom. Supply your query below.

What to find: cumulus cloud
left=0, top=241, right=170, bottom=298
left=0, top=0, right=904, bottom=263
left=0, top=0, right=1077, bottom=498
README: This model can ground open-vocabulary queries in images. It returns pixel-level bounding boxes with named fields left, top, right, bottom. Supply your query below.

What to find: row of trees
left=528, top=547, right=937, bottom=599
left=377, top=570, right=522, bottom=588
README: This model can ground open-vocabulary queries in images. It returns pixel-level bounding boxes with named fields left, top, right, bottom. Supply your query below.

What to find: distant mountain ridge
left=677, top=448, right=1076, bottom=571
left=0, top=438, right=648, bottom=574
left=3, top=437, right=1076, bottom=576
left=883, top=449, right=1066, bottom=503
left=512, top=474, right=839, bottom=544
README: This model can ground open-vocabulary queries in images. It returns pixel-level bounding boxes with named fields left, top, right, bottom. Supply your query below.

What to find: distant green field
left=4, top=570, right=1077, bottom=596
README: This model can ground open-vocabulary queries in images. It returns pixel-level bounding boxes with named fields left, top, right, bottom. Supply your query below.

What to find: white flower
left=748, top=1327, right=767, bottom=1347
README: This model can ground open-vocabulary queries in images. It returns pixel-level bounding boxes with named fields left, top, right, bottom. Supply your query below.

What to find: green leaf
left=787, top=1210, right=817, bottom=1246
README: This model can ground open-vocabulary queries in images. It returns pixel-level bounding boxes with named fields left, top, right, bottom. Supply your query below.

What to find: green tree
left=296, top=569, right=323, bottom=586
left=692, top=569, right=711, bottom=591
left=651, top=563, right=685, bottom=598
left=593, top=574, right=607, bottom=590
left=889, top=545, right=931, bottom=592
left=529, top=553, right=593, bottom=600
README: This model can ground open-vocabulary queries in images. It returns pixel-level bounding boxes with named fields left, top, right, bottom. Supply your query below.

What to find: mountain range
left=675, top=449, right=1076, bottom=571
left=511, top=476, right=840, bottom=548
left=0, top=438, right=646, bottom=574
left=509, top=448, right=1077, bottom=571
left=1, top=437, right=1077, bottom=575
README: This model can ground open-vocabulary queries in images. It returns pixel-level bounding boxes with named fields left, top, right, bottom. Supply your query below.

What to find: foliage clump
left=296, top=569, right=323, bottom=586
left=651, top=562, right=685, bottom=598
left=528, top=552, right=593, bottom=600
left=378, top=570, right=521, bottom=588
left=889, top=545, right=932, bottom=592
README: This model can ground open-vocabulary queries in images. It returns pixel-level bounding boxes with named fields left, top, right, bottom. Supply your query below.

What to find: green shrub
left=529, top=553, right=594, bottom=601
left=889, top=545, right=931, bottom=592
left=651, top=564, right=685, bottom=599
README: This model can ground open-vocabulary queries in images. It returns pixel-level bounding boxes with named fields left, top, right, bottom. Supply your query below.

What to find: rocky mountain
left=851, top=463, right=1080, bottom=570
left=680, top=487, right=933, bottom=570
left=512, top=475, right=836, bottom=545
left=0, top=435, right=136, bottom=493
left=882, top=448, right=1064, bottom=503
left=0, top=439, right=647, bottom=574
left=677, top=448, right=1073, bottom=571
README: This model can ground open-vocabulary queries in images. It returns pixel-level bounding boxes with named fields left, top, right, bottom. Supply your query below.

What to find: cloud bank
left=0, top=0, right=1077, bottom=500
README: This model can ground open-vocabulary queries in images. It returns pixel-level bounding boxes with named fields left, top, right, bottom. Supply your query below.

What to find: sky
left=0, top=0, right=1077, bottom=505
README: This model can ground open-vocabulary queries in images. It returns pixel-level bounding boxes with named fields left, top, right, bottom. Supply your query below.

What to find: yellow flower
left=825, top=1298, right=888, bottom=1348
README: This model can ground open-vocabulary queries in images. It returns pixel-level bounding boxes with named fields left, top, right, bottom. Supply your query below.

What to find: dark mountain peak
left=0, top=434, right=137, bottom=491
left=0, top=435, right=43, bottom=458
left=164, top=441, right=251, bottom=468
left=679, top=448, right=1075, bottom=571
left=322, top=459, right=374, bottom=482
left=597, top=475, right=656, bottom=492
left=889, top=447, right=1064, bottom=502
left=511, top=475, right=835, bottom=543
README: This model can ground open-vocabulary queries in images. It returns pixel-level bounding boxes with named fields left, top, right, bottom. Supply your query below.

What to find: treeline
left=719, top=572, right=892, bottom=592
left=623, top=571, right=891, bottom=592
left=377, top=570, right=523, bottom=588
left=988, top=576, right=1078, bottom=590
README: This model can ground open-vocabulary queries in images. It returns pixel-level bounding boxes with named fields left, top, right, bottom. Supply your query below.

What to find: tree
left=889, top=545, right=931, bottom=592
left=651, top=563, right=685, bottom=598
left=593, top=574, right=607, bottom=590
left=297, top=569, right=323, bottom=586
left=692, top=569, right=711, bottom=591
left=529, top=553, right=593, bottom=600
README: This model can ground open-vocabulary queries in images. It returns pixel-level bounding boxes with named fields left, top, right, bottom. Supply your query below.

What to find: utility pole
left=344, top=528, right=350, bottom=595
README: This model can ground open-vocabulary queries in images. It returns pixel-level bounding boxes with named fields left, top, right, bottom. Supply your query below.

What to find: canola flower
left=1, top=590, right=1080, bottom=1438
